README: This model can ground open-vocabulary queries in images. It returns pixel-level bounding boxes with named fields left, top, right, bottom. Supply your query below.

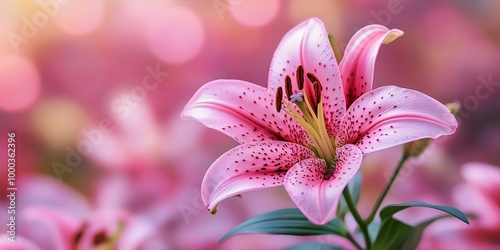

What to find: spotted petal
left=340, top=25, right=404, bottom=107
left=268, top=17, right=346, bottom=136
left=181, top=79, right=308, bottom=145
left=201, top=141, right=315, bottom=213
left=336, top=86, right=457, bottom=154
left=284, top=144, right=362, bottom=225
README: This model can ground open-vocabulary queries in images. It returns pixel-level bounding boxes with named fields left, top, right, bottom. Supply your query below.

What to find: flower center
left=275, top=66, right=337, bottom=169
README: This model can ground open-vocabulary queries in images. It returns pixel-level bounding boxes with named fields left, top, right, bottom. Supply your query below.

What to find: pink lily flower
left=181, top=18, right=457, bottom=225
left=419, top=162, right=500, bottom=250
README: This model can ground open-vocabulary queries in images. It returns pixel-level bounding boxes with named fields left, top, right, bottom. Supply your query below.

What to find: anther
left=275, top=87, right=283, bottom=112
left=307, top=72, right=320, bottom=85
left=296, top=66, right=304, bottom=90
left=313, top=81, right=323, bottom=105
left=93, top=231, right=108, bottom=246
left=284, top=75, right=293, bottom=100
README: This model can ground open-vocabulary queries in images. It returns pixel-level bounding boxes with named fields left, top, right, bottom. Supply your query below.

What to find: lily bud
left=328, top=34, right=342, bottom=64
left=404, top=102, right=460, bottom=158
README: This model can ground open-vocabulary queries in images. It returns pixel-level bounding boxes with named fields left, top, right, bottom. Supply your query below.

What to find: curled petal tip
left=383, top=29, right=404, bottom=44
left=446, top=101, right=461, bottom=116
left=201, top=142, right=314, bottom=215
left=209, top=205, right=218, bottom=215
left=340, top=25, right=405, bottom=107
left=304, top=17, right=325, bottom=27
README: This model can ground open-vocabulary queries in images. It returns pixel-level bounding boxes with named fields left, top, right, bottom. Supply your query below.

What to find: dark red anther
left=275, top=87, right=283, bottom=112
left=296, top=66, right=304, bottom=90
left=314, top=81, right=323, bottom=105
left=284, top=75, right=293, bottom=100
left=93, top=231, right=108, bottom=246
left=307, top=72, right=320, bottom=85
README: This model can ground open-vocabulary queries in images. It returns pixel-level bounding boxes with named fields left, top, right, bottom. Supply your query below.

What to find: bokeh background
left=1, top=0, right=499, bottom=249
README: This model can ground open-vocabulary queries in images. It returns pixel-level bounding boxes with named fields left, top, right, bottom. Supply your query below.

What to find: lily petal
left=181, top=79, right=308, bottom=145
left=336, top=86, right=457, bottom=154
left=340, top=25, right=404, bottom=107
left=0, top=236, right=41, bottom=250
left=461, top=162, right=500, bottom=190
left=24, top=207, right=81, bottom=250
left=284, top=144, right=363, bottom=225
left=201, top=141, right=315, bottom=212
left=267, top=17, right=346, bottom=136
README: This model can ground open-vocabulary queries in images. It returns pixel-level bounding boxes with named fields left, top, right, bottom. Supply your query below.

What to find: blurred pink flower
left=421, top=162, right=500, bottom=250
left=0, top=234, right=41, bottom=250
left=85, top=102, right=192, bottom=218
left=88, top=102, right=164, bottom=171
left=16, top=176, right=159, bottom=250
left=182, top=18, right=457, bottom=225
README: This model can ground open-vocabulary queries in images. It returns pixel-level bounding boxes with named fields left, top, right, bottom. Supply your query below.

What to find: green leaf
left=416, top=214, right=454, bottom=228
left=379, top=201, right=469, bottom=224
left=337, top=172, right=362, bottom=218
left=373, top=215, right=456, bottom=250
left=373, top=202, right=470, bottom=249
left=398, top=215, right=454, bottom=250
left=220, top=208, right=346, bottom=244
left=372, top=218, right=416, bottom=250
left=286, top=242, right=345, bottom=250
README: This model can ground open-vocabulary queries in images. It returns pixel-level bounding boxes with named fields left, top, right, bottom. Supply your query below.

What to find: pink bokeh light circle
left=0, top=55, right=41, bottom=112
left=55, top=0, right=105, bottom=36
left=230, top=0, right=280, bottom=27
left=146, top=6, right=205, bottom=65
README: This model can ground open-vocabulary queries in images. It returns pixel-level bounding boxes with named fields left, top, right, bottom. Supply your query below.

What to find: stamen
left=284, top=75, right=293, bottom=100
left=282, top=101, right=328, bottom=158
left=299, top=89, right=337, bottom=164
left=277, top=71, right=337, bottom=165
left=306, top=72, right=320, bottom=84
left=296, top=66, right=304, bottom=90
left=275, top=87, right=283, bottom=112
left=313, top=81, right=323, bottom=106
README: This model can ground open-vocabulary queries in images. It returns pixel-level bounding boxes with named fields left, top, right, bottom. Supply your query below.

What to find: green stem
left=365, top=153, right=410, bottom=225
left=343, top=187, right=371, bottom=250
